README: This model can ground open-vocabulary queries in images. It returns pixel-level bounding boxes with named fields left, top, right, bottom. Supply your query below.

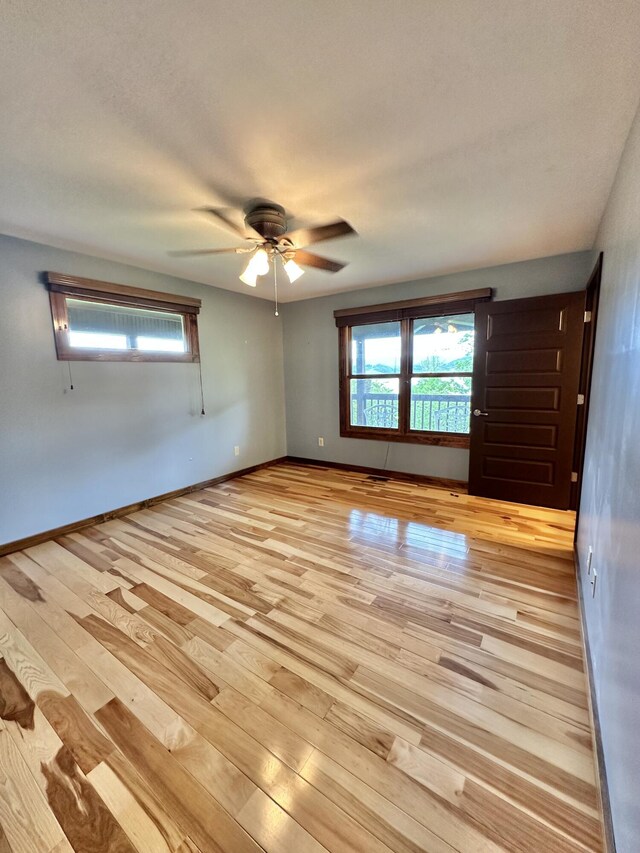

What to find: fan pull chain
left=273, top=254, right=279, bottom=316
left=67, top=362, right=74, bottom=390
left=198, top=358, right=205, bottom=415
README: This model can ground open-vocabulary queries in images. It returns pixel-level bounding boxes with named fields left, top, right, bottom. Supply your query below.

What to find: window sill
left=340, top=428, right=470, bottom=449
left=54, top=350, right=199, bottom=363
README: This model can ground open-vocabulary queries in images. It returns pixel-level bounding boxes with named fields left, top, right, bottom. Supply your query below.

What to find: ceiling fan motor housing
left=245, top=203, right=287, bottom=240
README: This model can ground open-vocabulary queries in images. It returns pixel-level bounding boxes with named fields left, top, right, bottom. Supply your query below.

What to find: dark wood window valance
left=45, top=272, right=201, bottom=314
left=334, top=287, right=492, bottom=327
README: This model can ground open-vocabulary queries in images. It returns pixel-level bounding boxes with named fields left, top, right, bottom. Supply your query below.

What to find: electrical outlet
left=318, top=437, right=324, bottom=447
left=591, top=567, right=598, bottom=597
left=234, top=446, right=240, bottom=456
left=586, top=546, right=593, bottom=575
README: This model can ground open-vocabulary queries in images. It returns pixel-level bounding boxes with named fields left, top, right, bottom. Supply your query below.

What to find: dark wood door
left=469, top=291, right=586, bottom=509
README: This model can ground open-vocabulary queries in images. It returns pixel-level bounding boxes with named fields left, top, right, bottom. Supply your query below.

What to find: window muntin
left=340, top=309, right=475, bottom=446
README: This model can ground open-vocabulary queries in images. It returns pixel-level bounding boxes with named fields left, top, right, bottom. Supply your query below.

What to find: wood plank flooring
left=0, top=462, right=601, bottom=852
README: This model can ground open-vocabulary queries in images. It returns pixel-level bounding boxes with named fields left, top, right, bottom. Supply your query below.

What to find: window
left=46, top=273, right=201, bottom=362
left=335, top=288, right=492, bottom=447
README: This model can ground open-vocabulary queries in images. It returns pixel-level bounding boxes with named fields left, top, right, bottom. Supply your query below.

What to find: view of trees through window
left=349, top=314, right=474, bottom=434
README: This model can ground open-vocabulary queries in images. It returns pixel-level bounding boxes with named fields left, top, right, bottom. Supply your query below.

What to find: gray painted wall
left=281, top=252, right=592, bottom=480
left=577, top=99, right=640, bottom=853
left=0, top=234, right=286, bottom=545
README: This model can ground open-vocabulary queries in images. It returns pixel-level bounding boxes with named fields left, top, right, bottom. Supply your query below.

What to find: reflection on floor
left=348, top=509, right=470, bottom=560
left=0, top=462, right=601, bottom=852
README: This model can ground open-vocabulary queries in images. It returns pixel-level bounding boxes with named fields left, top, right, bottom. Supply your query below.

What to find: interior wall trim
left=0, top=457, right=287, bottom=557
left=285, top=455, right=468, bottom=492
left=574, top=548, right=617, bottom=853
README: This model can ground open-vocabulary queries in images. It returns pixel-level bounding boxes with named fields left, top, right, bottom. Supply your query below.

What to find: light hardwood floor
left=0, top=462, right=601, bottom=852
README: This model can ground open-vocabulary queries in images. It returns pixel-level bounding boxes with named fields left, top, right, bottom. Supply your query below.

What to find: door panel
left=469, top=291, right=585, bottom=508
left=488, top=304, right=571, bottom=336
left=486, top=347, right=562, bottom=373
left=482, top=456, right=554, bottom=484
left=485, top=386, right=560, bottom=410
left=483, top=422, right=557, bottom=447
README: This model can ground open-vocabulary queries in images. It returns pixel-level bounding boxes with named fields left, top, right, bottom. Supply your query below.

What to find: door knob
left=473, top=409, right=489, bottom=417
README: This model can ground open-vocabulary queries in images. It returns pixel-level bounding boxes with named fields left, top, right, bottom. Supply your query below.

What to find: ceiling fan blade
left=294, top=250, right=346, bottom=273
left=200, top=207, right=245, bottom=237
left=285, top=219, right=356, bottom=248
left=200, top=207, right=262, bottom=240
left=168, top=247, right=248, bottom=257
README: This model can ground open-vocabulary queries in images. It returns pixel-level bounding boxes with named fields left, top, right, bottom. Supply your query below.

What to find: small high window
left=46, top=273, right=201, bottom=362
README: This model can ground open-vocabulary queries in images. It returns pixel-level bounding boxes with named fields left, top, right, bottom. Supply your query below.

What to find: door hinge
left=577, top=394, right=585, bottom=405
left=584, top=310, right=592, bottom=323
left=571, top=472, right=578, bottom=483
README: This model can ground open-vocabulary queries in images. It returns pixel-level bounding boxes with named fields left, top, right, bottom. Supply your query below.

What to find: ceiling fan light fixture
left=173, top=202, right=357, bottom=305
left=239, top=247, right=270, bottom=285
left=252, top=247, right=270, bottom=276
left=283, top=258, right=305, bottom=283
left=239, top=267, right=257, bottom=287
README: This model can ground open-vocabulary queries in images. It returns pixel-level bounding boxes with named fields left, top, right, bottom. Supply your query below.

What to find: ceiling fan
left=169, top=201, right=357, bottom=311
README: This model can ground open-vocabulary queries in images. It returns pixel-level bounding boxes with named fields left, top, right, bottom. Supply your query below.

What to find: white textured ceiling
left=2, top=1, right=640, bottom=302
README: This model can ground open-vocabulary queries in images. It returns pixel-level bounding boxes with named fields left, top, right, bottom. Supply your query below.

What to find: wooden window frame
left=46, top=272, right=201, bottom=363
left=335, top=288, right=492, bottom=448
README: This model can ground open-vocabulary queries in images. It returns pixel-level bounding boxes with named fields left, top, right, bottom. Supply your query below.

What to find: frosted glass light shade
left=252, top=248, right=270, bottom=276
left=284, top=259, right=305, bottom=283
left=239, top=247, right=270, bottom=286
left=239, top=266, right=257, bottom=286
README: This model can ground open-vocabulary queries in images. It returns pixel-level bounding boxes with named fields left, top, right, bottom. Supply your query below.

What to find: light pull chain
left=198, top=358, right=205, bottom=415
left=273, top=253, right=279, bottom=317
left=67, top=362, right=74, bottom=390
